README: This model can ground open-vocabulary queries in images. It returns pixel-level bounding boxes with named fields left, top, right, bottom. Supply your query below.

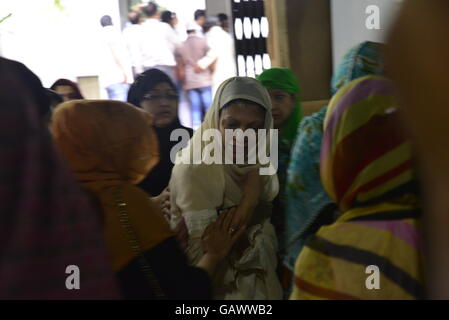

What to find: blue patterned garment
left=283, top=41, right=385, bottom=271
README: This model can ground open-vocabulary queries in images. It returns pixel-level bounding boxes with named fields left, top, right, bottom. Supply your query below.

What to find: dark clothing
left=117, top=237, right=212, bottom=299
left=138, top=119, right=193, bottom=196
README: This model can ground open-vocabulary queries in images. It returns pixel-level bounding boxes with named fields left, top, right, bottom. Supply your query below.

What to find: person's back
left=202, top=22, right=237, bottom=95
left=290, top=76, right=423, bottom=300
left=284, top=41, right=385, bottom=287
left=179, top=27, right=214, bottom=128
left=180, top=33, right=212, bottom=91
left=99, top=15, right=132, bottom=101
left=141, top=19, right=175, bottom=67
left=140, top=2, right=180, bottom=82
left=123, top=11, right=144, bottom=77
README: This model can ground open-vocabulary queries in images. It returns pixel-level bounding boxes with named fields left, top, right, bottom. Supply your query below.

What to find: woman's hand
left=225, top=170, right=262, bottom=235
left=201, top=207, right=246, bottom=261
left=241, top=169, right=262, bottom=206
left=152, top=187, right=171, bottom=220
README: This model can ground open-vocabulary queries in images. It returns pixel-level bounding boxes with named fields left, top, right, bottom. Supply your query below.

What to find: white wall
left=331, top=0, right=403, bottom=70
left=0, top=0, right=121, bottom=91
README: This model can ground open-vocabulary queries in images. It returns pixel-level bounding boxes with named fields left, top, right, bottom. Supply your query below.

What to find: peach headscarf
left=52, top=100, right=174, bottom=271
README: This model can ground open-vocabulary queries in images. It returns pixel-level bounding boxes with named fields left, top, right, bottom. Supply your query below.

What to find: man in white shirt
left=193, top=9, right=206, bottom=37
left=122, top=10, right=144, bottom=79
left=196, top=16, right=237, bottom=96
left=99, top=15, right=133, bottom=101
left=140, top=2, right=181, bottom=83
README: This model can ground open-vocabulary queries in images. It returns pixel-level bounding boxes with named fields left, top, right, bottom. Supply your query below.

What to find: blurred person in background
left=196, top=16, right=237, bottom=97
left=193, top=9, right=206, bottom=37
left=160, top=10, right=185, bottom=98
left=123, top=10, right=144, bottom=79
left=99, top=15, right=133, bottom=101
left=50, top=78, right=84, bottom=102
left=217, top=13, right=230, bottom=33
left=140, top=2, right=180, bottom=83
left=178, top=21, right=213, bottom=129
left=161, top=10, right=178, bottom=29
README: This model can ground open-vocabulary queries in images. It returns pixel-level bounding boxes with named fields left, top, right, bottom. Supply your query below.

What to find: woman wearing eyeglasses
left=127, top=69, right=193, bottom=217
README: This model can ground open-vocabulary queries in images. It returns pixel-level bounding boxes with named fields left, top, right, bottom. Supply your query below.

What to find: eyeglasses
left=143, top=93, right=179, bottom=101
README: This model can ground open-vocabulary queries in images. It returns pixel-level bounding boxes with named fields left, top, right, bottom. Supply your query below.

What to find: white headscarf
left=169, top=76, right=282, bottom=299
left=170, top=76, right=278, bottom=219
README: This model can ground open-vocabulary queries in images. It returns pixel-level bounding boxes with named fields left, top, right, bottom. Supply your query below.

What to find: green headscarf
left=257, top=68, right=303, bottom=145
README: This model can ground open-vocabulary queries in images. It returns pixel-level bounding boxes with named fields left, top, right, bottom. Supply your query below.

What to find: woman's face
left=219, top=102, right=266, bottom=161
left=268, top=89, right=296, bottom=129
left=140, top=82, right=179, bottom=128
left=54, top=85, right=78, bottom=102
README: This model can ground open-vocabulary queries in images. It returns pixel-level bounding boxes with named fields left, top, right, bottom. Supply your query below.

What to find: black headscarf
left=127, top=68, right=193, bottom=196
left=0, top=57, right=51, bottom=119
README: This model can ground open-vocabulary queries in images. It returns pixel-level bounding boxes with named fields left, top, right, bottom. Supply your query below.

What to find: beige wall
left=265, top=0, right=290, bottom=69
left=77, top=76, right=101, bottom=99
left=286, top=0, right=332, bottom=101
left=266, top=0, right=333, bottom=101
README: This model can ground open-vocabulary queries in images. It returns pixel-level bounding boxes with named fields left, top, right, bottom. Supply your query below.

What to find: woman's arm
left=197, top=207, right=245, bottom=276
left=225, top=170, right=262, bottom=236
left=117, top=208, right=243, bottom=299
left=117, top=237, right=212, bottom=300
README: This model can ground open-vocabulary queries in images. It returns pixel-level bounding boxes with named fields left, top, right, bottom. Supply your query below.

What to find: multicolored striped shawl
left=284, top=41, right=385, bottom=272
left=291, top=76, right=424, bottom=300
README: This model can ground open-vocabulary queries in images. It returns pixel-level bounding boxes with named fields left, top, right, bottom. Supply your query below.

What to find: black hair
left=127, top=68, right=178, bottom=107
left=161, top=10, right=173, bottom=24
left=141, top=2, right=158, bottom=17
left=204, top=16, right=219, bottom=29
left=217, top=13, right=228, bottom=23
left=128, top=11, right=140, bottom=24
left=46, top=89, right=63, bottom=107
left=100, top=15, right=113, bottom=27
left=50, top=78, right=84, bottom=100
left=194, top=9, right=206, bottom=21
left=0, top=57, right=51, bottom=118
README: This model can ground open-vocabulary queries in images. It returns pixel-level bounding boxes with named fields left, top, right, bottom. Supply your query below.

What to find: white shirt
left=122, top=23, right=144, bottom=70
left=198, top=26, right=237, bottom=95
left=140, top=18, right=181, bottom=68
left=100, top=26, right=133, bottom=88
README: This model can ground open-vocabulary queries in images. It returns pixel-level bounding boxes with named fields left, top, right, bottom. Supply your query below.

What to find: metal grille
left=231, top=0, right=271, bottom=78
